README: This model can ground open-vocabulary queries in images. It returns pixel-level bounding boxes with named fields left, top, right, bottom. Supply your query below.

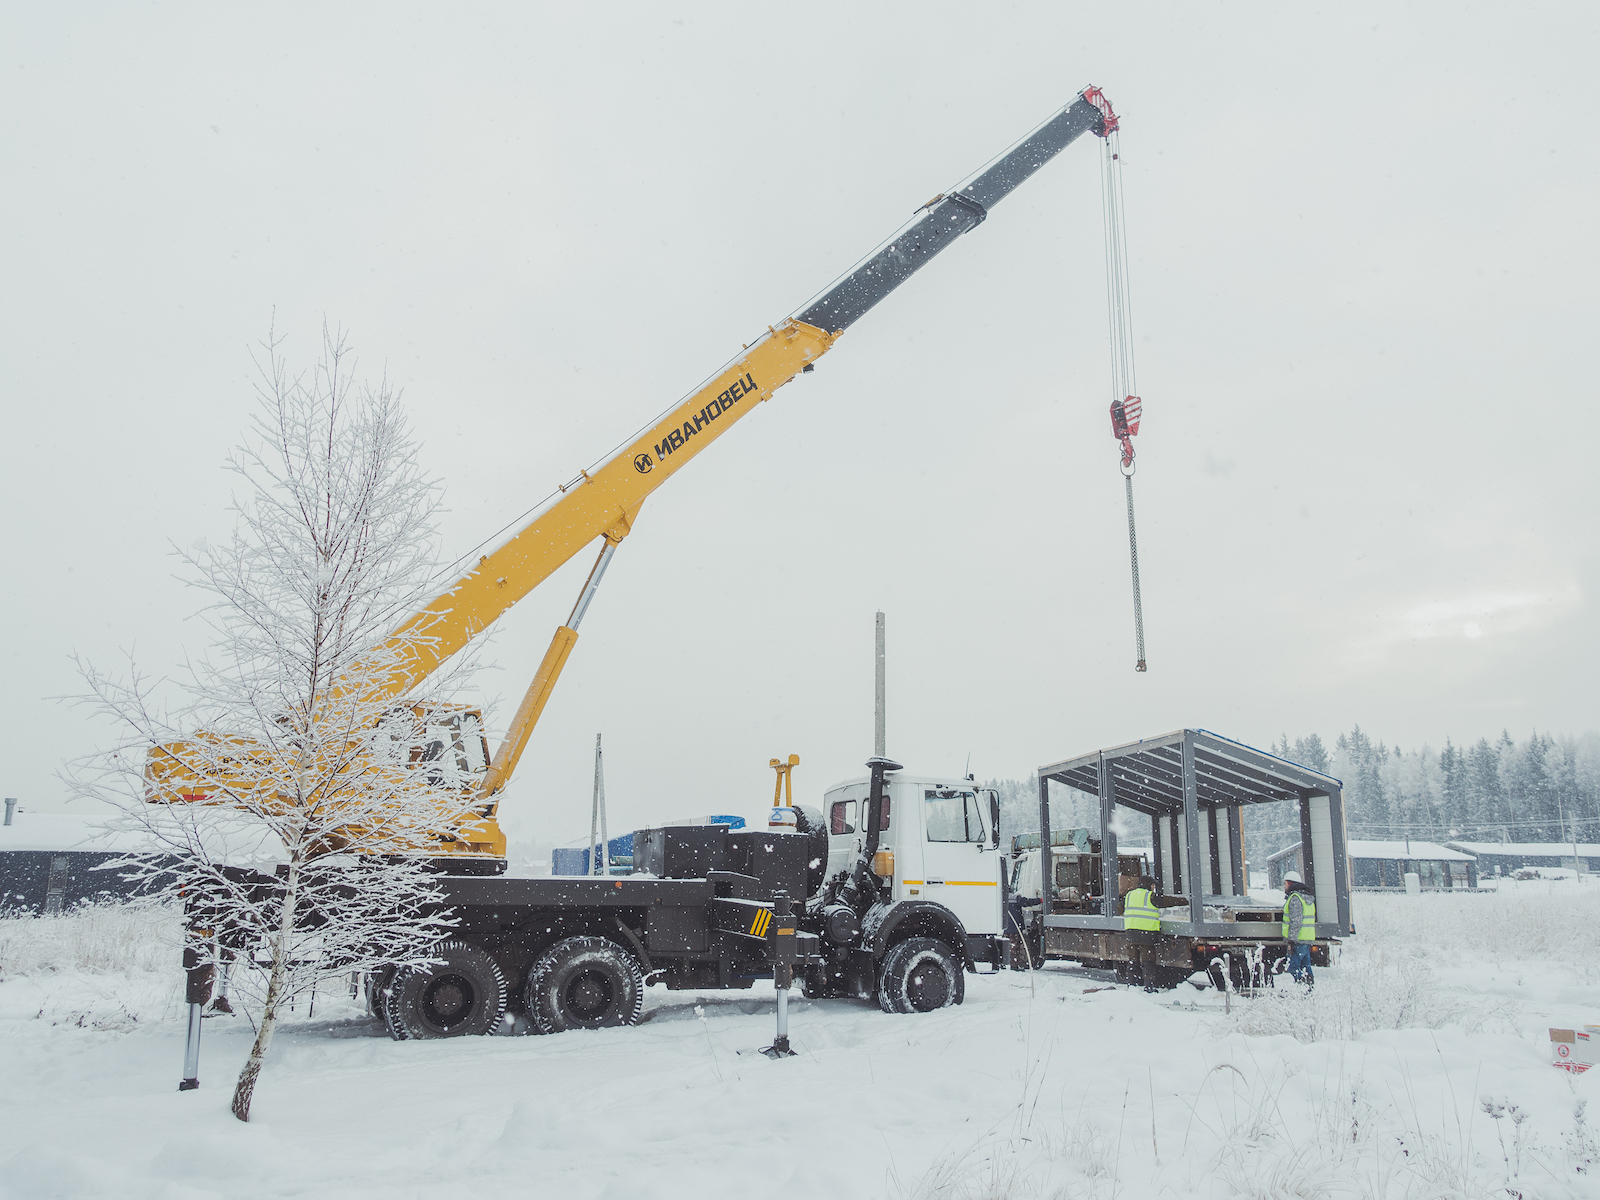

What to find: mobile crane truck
left=157, top=86, right=1122, bottom=1040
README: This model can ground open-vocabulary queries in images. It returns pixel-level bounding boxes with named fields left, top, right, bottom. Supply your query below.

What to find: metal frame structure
left=1036, top=728, right=1352, bottom=938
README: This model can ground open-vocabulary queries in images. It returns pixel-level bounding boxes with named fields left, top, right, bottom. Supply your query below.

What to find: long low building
left=1444, top=841, right=1600, bottom=875
left=0, top=810, right=166, bottom=914
left=1268, top=838, right=1478, bottom=890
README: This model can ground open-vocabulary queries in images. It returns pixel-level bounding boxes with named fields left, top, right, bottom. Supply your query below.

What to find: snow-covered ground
left=2, top=885, right=1597, bottom=1199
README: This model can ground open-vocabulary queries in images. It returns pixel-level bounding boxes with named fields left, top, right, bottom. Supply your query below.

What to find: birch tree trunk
left=231, top=861, right=298, bottom=1121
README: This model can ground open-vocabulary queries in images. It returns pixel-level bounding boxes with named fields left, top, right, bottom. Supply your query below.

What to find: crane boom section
left=374, top=90, right=1107, bottom=701
left=375, top=319, right=836, bottom=701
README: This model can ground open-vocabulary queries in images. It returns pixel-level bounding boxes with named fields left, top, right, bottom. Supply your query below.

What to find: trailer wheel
left=525, top=937, right=644, bottom=1034
left=385, top=941, right=507, bottom=1040
left=877, top=937, right=964, bottom=1014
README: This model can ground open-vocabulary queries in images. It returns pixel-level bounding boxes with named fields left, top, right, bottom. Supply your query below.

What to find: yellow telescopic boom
left=391, top=87, right=1115, bottom=807
left=152, top=88, right=1117, bottom=858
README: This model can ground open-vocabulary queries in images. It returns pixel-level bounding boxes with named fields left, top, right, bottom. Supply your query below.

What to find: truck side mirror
left=987, top=789, right=1000, bottom=849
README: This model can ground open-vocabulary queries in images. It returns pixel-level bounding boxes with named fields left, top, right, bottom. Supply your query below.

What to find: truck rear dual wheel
left=385, top=941, right=508, bottom=1040
left=525, top=936, right=645, bottom=1034
left=877, top=937, right=964, bottom=1014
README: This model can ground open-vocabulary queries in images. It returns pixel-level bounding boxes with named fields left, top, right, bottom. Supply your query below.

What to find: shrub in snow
left=1568, top=1100, right=1597, bottom=1177
left=1221, top=954, right=1520, bottom=1043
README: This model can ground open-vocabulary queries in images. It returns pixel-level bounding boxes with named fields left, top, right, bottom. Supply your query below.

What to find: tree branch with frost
left=65, top=321, right=480, bottom=1122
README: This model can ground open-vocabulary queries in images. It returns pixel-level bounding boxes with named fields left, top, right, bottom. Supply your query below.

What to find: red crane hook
left=1110, top=395, right=1142, bottom=471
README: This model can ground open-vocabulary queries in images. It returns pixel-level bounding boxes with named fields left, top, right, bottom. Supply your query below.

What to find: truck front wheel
left=877, top=937, right=964, bottom=1014
left=525, top=936, right=645, bottom=1033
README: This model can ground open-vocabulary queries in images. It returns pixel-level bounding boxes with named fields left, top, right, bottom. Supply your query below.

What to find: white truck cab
left=820, top=772, right=1004, bottom=942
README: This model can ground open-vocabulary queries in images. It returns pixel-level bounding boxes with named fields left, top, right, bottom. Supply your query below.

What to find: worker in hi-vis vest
left=1280, top=870, right=1317, bottom=986
left=1121, top=874, right=1164, bottom=991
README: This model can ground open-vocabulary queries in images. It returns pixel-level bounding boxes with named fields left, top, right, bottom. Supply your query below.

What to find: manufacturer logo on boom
left=652, top=372, right=759, bottom=462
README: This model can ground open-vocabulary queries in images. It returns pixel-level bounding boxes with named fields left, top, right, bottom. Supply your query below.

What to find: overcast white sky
left=4, top=3, right=1597, bottom=844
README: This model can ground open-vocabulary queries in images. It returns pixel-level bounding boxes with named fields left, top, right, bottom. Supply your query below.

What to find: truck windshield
left=925, top=788, right=987, bottom=843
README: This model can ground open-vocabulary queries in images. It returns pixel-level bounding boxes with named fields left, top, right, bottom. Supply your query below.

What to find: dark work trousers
left=1286, top=942, right=1314, bottom=986
left=1125, top=928, right=1159, bottom=985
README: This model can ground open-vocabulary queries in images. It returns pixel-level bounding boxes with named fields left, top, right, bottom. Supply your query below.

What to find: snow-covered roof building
left=1443, top=841, right=1600, bottom=874
left=1266, top=838, right=1478, bottom=891
left=0, top=811, right=151, bottom=854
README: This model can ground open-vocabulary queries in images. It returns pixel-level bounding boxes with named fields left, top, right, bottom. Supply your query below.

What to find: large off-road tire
left=525, top=936, right=644, bottom=1034
left=384, top=941, right=507, bottom=1040
left=876, top=937, right=965, bottom=1014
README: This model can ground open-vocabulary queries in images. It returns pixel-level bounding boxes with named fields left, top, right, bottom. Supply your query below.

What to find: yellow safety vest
left=1282, top=892, right=1316, bottom=941
left=1123, top=887, right=1161, bottom=932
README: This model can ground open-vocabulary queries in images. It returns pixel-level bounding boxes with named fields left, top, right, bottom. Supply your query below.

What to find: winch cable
left=1091, top=96, right=1148, bottom=673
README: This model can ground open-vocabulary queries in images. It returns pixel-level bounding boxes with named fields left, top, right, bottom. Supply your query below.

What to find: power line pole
left=1558, top=788, right=1582, bottom=875
left=874, top=612, right=886, bottom=759
left=590, top=733, right=608, bottom=876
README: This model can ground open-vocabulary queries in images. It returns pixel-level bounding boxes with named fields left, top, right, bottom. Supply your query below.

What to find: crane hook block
left=1110, top=395, right=1142, bottom=469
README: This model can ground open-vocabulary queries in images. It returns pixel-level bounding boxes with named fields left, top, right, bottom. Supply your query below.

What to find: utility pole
left=590, top=734, right=608, bottom=876
left=874, top=612, right=886, bottom=759
left=1558, top=789, right=1582, bottom=875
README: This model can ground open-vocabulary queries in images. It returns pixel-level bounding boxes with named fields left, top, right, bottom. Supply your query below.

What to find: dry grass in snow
left=1353, top=881, right=1600, bottom=976
left=0, top=901, right=181, bottom=1030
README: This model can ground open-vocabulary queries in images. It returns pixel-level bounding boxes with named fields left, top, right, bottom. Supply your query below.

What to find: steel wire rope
left=1098, top=129, right=1147, bottom=671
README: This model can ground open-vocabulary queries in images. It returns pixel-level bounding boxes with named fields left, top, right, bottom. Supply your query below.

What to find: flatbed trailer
left=1013, top=728, right=1352, bottom=989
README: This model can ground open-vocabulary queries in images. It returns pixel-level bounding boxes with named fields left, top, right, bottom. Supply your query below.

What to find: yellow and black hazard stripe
left=749, top=908, right=772, bottom=938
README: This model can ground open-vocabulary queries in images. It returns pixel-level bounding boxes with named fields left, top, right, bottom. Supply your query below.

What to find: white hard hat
left=1282, top=870, right=1303, bottom=885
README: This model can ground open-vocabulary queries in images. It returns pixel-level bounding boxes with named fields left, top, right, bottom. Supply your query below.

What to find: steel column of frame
left=1038, top=774, right=1053, bottom=913
left=1149, top=813, right=1163, bottom=888
left=1098, top=752, right=1119, bottom=917
left=1181, top=732, right=1205, bottom=923
left=1168, top=816, right=1184, bottom=895
left=1298, top=794, right=1316, bottom=896
left=1227, top=805, right=1246, bottom=897
left=1326, top=787, right=1352, bottom=933
left=1207, top=808, right=1223, bottom=894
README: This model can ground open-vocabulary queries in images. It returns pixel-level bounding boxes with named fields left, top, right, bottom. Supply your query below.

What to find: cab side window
left=830, top=800, right=857, bottom=835
left=924, top=788, right=986, bottom=843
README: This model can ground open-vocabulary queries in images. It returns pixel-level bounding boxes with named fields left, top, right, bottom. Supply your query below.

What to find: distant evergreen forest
left=987, top=728, right=1600, bottom=862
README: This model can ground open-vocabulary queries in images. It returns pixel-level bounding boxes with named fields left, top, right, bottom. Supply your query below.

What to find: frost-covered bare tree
left=68, top=324, right=478, bottom=1121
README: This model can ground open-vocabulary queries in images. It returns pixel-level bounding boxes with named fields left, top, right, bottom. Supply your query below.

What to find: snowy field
left=2, top=884, right=1597, bottom=1200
